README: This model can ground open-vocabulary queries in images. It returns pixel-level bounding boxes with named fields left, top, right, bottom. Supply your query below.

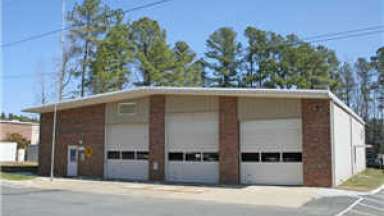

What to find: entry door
left=67, top=146, right=78, bottom=177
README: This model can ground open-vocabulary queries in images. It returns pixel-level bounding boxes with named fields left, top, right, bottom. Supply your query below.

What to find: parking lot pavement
left=2, top=185, right=358, bottom=216
left=338, top=188, right=384, bottom=216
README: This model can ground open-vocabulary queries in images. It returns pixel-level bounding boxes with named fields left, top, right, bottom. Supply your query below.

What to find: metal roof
left=23, top=86, right=364, bottom=124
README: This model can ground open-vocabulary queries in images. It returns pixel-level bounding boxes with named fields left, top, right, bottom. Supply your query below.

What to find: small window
left=261, top=152, right=280, bottom=162
left=107, top=151, right=120, bottom=159
left=70, top=149, right=77, bottom=162
left=185, top=152, right=202, bottom=161
left=241, top=153, right=259, bottom=162
left=169, top=152, right=183, bottom=161
left=118, top=103, right=137, bottom=115
left=203, top=152, right=219, bottom=162
left=282, top=152, right=302, bottom=162
left=122, top=151, right=135, bottom=160
left=136, top=151, right=149, bottom=160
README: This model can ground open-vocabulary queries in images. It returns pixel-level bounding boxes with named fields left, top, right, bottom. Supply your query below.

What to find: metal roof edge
left=327, top=91, right=365, bottom=125
left=24, top=87, right=358, bottom=117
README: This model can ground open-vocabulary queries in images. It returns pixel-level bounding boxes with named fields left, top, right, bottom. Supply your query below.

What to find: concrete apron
left=1, top=177, right=356, bottom=208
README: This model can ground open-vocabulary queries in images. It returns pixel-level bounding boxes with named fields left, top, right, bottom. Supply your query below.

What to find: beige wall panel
left=238, top=98, right=301, bottom=121
left=106, top=97, right=149, bottom=124
left=165, top=95, right=218, bottom=113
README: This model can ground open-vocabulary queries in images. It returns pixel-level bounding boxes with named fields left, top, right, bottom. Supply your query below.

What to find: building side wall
left=351, top=117, right=366, bottom=174
left=302, top=99, right=333, bottom=187
left=38, top=104, right=105, bottom=177
left=333, top=103, right=353, bottom=185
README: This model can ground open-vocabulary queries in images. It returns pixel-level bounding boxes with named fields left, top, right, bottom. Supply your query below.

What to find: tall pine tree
left=205, top=27, right=241, bottom=87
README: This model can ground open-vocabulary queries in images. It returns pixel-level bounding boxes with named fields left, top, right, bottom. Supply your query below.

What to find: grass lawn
left=340, top=168, right=384, bottom=191
left=0, top=172, right=36, bottom=181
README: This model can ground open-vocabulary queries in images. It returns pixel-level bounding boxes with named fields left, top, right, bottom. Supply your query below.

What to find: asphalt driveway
left=340, top=188, right=384, bottom=216
left=2, top=184, right=358, bottom=216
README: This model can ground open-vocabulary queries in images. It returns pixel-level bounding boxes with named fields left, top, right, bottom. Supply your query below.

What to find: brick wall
left=219, top=97, right=240, bottom=184
left=0, top=122, right=34, bottom=141
left=38, top=104, right=105, bottom=177
left=302, top=99, right=333, bottom=187
left=38, top=113, right=53, bottom=176
left=148, top=95, right=166, bottom=181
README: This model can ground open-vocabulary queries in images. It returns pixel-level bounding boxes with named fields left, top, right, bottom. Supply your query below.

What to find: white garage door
left=105, top=124, right=149, bottom=180
left=240, top=119, right=303, bottom=185
left=166, top=112, right=219, bottom=183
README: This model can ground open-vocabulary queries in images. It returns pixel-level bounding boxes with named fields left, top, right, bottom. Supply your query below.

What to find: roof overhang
left=23, top=86, right=364, bottom=124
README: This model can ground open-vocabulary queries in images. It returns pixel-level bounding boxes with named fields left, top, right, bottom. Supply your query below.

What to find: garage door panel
left=106, top=161, right=148, bottom=180
left=241, top=163, right=303, bottom=185
left=241, top=119, right=302, bottom=152
left=166, top=113, right=218, bottom=151
left=167, top=162, right=219, bottom=183
left=240, top=118, right=303, bottom=185
left=166, top=112, right=219, bottom=183
left=107, top=124, right=148, bottom=150
left=106, top=123, right=149, bottom=180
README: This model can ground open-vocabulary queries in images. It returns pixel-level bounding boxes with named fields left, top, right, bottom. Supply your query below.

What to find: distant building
left=0, top=120, right=39, bottom=145
left=0, top=120, right=39, bottom=161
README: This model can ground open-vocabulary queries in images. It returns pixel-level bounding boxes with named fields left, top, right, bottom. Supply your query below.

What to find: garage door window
left=261, top=152, right=280, bottom=162
left=282, top=152, right=302, bottom=162
left=185, top=152, right=202, bottom=161
left=107, top=151, right=120, bottom=159
left=169, top=152, right=183, bottom=161
left=203, top=153, right=219, bottom=162
left=121, top=151, right=135, bottom=160
left=241, top=153, right=260, bottom=162
left=136, top=151, right=149, bottom=160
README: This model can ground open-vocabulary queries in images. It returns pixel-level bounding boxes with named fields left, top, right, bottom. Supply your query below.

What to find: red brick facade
left=36, top=95, right=335, bottom=187
left=302, top=99, right=333, bottom=187
left=219, top=97, right=240, bottom=184
left=38, top=104, right=105, bottom=177
left=148, top=95, right=166, bottom=181
left=38, top=112, right=53, bottom=176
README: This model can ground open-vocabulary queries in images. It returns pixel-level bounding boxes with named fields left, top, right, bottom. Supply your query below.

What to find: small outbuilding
left=24, top=87, right=366, bottom=187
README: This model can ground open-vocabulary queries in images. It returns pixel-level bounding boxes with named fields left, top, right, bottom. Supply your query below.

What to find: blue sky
left=2, top=0, right=383, bottom=117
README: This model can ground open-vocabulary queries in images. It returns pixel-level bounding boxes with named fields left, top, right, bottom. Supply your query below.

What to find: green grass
left=0, top=172, right=36, bottom=181
left=0, top=162, right=38, bottom=167
left=340, top=168, right=384, bottom=191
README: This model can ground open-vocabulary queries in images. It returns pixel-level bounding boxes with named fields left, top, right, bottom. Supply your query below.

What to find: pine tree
left=67, top=0, right=113, bottom=96
left=92, top=12, right=134, bottom=93
left=243, top=27, right=269, bottom=88
left=355, top=58, right=373, bottom=120
left=131, top=17, right=174, bottom=86
left=205, top=27, right=241, bottom=87
left=173, top=41, right=202, bottom=86
left=339, top=62, right=355, bottom=107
